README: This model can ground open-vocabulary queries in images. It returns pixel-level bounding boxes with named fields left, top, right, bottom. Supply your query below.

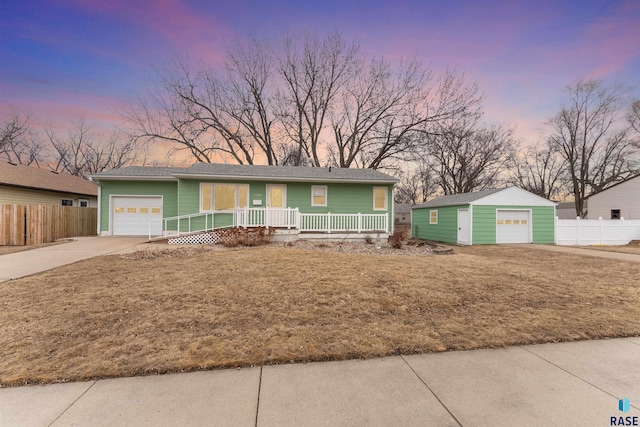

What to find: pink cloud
left=7, top=91, right=125, bottom=130
left=582, top=4, right=640, bottom=80
left=60, top=0, right=231, bottom=65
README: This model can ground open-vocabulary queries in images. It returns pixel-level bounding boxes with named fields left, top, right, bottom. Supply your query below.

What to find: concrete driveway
left=0, top=236, right=148, bottom=282
left=1, top=337, right=638, bottom=426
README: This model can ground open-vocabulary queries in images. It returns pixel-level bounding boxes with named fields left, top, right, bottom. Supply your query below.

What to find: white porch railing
left=148, top=212, right=216, bottom=240
left=235, top=208, right=300, bottom=229
left=299, top=212, right=388, bottom=233
left=148, top=208, right=390, bottom=239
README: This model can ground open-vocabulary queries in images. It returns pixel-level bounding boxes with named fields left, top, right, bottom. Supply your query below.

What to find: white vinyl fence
left=555, top=217, right=640, bottom=245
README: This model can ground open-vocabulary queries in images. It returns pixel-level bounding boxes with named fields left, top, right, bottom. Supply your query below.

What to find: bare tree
left=395, top=160, right=438, bottom=204
left=328, top=59, right=482, bottom=170
left=630, top=99, right=640, bottom=135
left=510, top=142, right=567, bottom=200
left=128, top=40, right=279, bottom=166
left=421, top=118, right=517, bottom=195
left=0, top=109, right=44, bottom=166
left=276, top=32, right=359, bottom=167
left=128, top=62, right=254, bottom=164
left=127, top=32, right=484, bottom=170
left=225, top=37, right=278, bottom=164
left=548, top=79, right=638, bottom=217
left=277, top=142, right=311, bottom=166
left=46, top=120, right=142, bottom=178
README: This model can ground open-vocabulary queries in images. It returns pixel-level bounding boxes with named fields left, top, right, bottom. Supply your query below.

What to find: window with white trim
left=373, top=187, right=388, bottom=211
left=200, top=183, right=249, bottom=212
left=429, top=210, right=438, bottom=224
left=311, top=185, right=327, bottom=206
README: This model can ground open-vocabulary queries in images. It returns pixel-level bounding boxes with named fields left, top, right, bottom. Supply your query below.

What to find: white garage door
left=112, top=196, right=163, bottom=236
left=496, top=210, right=531, bottom=244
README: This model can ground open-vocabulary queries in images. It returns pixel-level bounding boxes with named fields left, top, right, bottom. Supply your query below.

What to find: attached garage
left=111, top=196, right=163, bottom=236
left=411, top=187, right=556, bottom=245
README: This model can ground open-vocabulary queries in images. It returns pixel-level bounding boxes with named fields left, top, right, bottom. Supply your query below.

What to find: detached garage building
left=411, top=187, right=556, bottom=245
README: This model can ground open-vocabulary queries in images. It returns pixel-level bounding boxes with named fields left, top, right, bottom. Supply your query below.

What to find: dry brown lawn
left=1, top=244, right=640, bottom=387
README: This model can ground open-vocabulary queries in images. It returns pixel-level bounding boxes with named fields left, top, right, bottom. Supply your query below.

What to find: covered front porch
left=149, top=208, right=390, bottom=240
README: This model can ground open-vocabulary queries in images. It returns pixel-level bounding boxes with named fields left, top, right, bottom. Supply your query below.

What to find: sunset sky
left=1, top=0, right=639, bottom=155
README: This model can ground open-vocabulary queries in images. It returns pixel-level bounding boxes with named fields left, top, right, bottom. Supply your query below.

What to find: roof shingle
left=412, top=188, right=504, bottom=209
left=0, top=161, right=98, bottom=196
left=92, top=163, right=399, bottom=183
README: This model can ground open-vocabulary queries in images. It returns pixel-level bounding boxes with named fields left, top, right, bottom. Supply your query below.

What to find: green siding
left=175, top=179, right=394, bottom=231
left=412, top=205, right=466, bottom=244
left=98, top=180, right=178, bottom=233
left=412, top=204, right=555, bottom=245
left=530, top=206, right=555, bottom=243
left=472, top=205, right=555, bottom=244
left=471, top=206, right=497, bottom=244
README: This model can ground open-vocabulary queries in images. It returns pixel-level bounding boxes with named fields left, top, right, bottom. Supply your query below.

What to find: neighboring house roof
left=556, top=201, right=583, bottom=210
left=412, top=186, right=556, bottom=209
left=92, top=163, right=400, bottom=184
left=394, top=203, right=412, bottom=214
left=585, top=173, right=640, bottom=199
left=412, top=188, right=504, bottom=208
left=0, top=161, right=98, bottom=197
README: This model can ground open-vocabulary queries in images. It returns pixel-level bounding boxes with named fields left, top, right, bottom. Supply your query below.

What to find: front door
left=266, top=184, right=288, bottom=226
left=457, top=208, right=471, bottom=245
left=266, top=184, right=286, bottom=208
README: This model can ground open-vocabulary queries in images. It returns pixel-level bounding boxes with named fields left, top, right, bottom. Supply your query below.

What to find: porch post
left=357, top=213, right=362, bottom=233
left=328, top=212, right=332, bottom=234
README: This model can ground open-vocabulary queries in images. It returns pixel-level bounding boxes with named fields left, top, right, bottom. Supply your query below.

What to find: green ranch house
left=91, top=163, right=398, bottom=242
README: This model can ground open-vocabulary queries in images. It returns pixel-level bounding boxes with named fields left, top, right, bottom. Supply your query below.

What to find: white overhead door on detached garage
left=496, top=210, right=531, bottom=244
left=112, top=196, right=162, bottom=236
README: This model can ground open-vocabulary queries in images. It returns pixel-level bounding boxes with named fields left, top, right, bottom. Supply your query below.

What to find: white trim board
left=472, top=187, right=556, bottom=207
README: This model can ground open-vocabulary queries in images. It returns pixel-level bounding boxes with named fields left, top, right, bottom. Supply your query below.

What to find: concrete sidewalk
left=519, top=244, right=640, bottom=262
left=1, top=338, right=638, bottom=426
left=0, top=236, right=148, bottom=282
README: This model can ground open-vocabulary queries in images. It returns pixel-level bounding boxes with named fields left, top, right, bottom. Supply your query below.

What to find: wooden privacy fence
left=0, top=204, right=97, bottom=246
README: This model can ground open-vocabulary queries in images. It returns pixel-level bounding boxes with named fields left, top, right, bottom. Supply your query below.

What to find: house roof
left=0, top=161, right=98, bottom=197
left=91, top=166, right=184, bottom=180
left=92, top=163, right=400, bottom=184
left=556, top=201, right=580, bottom=210
left=412, top=188, right=504, bottom=209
